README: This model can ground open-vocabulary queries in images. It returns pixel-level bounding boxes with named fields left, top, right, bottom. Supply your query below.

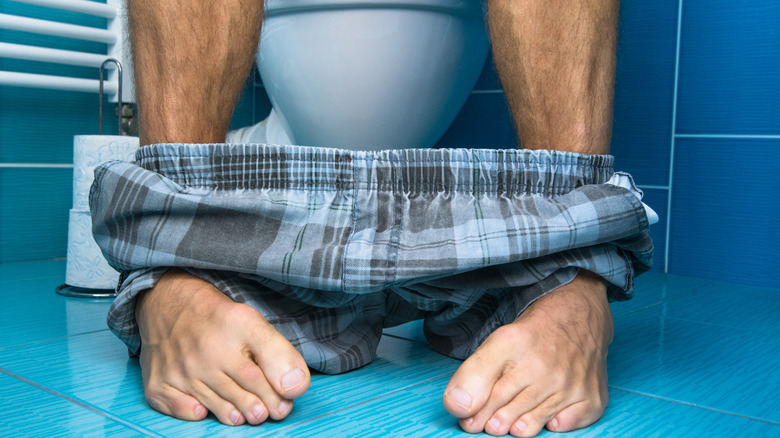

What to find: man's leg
left=131, top=0, right=259, bottom=144
left=488, top=0, right=617, bottom=155
left=128, top=0, right=310, bottom=426
left=442, top=1, right=620, bottom=436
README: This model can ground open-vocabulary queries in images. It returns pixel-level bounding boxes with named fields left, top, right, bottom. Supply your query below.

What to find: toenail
left=230, top=410, right=241, bottom=425
left=281, top=369, right=305, bottom=392
left=488, top=418, right=501, bottom=431
left=194, top=405, right=205, bottom=418
left=464, top=417, right=474, bottom=426
left=514, top=420, right=527, bottom=433
left=551, top=417, right=559, bottom=430
left=253, top=404, right=266, bottom=421
left=278, top=400, right=290, bottom=415
left=445, top=388, right=472, bottom=412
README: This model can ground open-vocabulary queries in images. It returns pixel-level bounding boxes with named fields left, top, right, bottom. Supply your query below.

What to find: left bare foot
left=442, top=271, right=613, bottom=436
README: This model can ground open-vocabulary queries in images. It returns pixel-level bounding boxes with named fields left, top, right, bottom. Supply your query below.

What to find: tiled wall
left=438, top=1, right=779, bottom=287
left=1, top=1, right=777, bottom=287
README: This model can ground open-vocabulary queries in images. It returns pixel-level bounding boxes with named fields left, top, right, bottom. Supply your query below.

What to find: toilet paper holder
left=57, top=59, right=129, bottom=299
left=98, top=58, right=137, bottom=137
left=56, top=283, right=116, bottom=299
left=98, top=58, right=123, bottom=136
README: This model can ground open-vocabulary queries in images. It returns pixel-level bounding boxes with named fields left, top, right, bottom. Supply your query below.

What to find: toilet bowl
left=255, top=0, right=489, bottom=149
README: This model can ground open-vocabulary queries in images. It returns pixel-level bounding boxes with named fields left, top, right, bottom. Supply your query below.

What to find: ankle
left=135, top=269, right=230, bottom=337
left=519, top=271, right=613, bottom=343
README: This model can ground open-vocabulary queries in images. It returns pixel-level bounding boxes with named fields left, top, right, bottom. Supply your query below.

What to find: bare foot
left=442, top=271, right=613, bottom=436
left=135, top=269, right=311, bottom=426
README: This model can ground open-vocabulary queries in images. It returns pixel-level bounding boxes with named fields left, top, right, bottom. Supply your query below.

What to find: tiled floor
left=1, top=260, right=778, bottom=437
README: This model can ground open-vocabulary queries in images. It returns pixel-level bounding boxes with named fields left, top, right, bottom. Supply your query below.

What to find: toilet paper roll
left=73, top=135, right=139, bottom=210
left=66, top=209, right=119, bottom=290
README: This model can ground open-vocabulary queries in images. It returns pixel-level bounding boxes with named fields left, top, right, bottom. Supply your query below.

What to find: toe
left=145, top=384, right=207, bottom=422
left=484, top=416, right=513, bottom=436
left=204, top=370, right=293, bottom=425
left=230, top=358, right=290, bottom=420
left=508, top=418, right=530, bottom=437
left=483, top=383, right=551, bottom=434
left=444, top=326, right=523, bottom=418
left=444, top=386, right=477, bottom=418
left=223, top=388, right=269, bottom=425
left=194, top=384, right=246, bottom=426
left=508, top=395, right=564, bottom=437
left=238, top=305, right=311, bottom=400
left=546, top=398, right=606, bottom=433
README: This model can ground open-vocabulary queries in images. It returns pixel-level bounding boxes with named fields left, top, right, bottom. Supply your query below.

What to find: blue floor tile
left=0, top=329, right=462, bottom=437
left=610, top=271, right=718, bottom=317
left=656, top=279, right=780, bottom=338
left=560, top=387, right=778, bottom=437
left=609, top=298, right=780, bottom=423
left=0, top=371, right=139, bottom=437
left=0, top=260, right=113, bottom=349
left=268, top=383, right=780, bottom=438
left=1, top=260, right=778, bottom=436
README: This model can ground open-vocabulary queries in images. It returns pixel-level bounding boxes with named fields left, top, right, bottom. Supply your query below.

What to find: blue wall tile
left=2, top=71, right=257, bottom=264
left=0, top=0, right=119, bottom=163
left=436, top=92, right=516, bottom=148
left=610, top=0, right=679, bottom=187
left=0, top=87, right=116, bottom=163
left=676, top=1, right=780, bottom=134
left=0, top=84, right=258, bottom=265
left=0, top=168, right=72, bottom=262
left=639, top=188, right=669, bottom=272
left=668, top=137, right=779, bottom=286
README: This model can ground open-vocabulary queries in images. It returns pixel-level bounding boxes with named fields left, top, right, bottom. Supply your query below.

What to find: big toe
left=237, top=304, right=311, bottom=399
left=443, top=386, right=477, bottom=418
left=443, top=350, right=503, bottom=418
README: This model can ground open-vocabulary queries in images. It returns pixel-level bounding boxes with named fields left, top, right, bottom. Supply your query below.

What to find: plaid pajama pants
left=90, top=144, right=653, bottom=374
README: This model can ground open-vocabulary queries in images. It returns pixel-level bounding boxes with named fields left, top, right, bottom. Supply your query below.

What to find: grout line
left=471, top=89, right=504, bottom=94
left=665, top=0, right=684, bottom=274
left=675, top=134, right=780, bottom=139
left=0, top=163, right=73, bottom=169
left=636, top=184, right=670, bottom=191
left=0, top=256, right=66, bottom=265
left=609, top=385, right=780, bottom=426
left=0, top=367, right=163, bottom=437
left=260, top=372, right=454, bottom=437
left=0, top=329, right=111, bottom=352
left=662, top=315, right=761, bottom=331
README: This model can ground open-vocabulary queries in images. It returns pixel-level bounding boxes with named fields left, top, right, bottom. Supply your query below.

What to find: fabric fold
left=91, top=143, right=653, bottom=372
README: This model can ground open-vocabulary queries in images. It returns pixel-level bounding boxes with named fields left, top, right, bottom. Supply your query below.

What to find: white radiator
left=0, top=0, right=134, bottom=103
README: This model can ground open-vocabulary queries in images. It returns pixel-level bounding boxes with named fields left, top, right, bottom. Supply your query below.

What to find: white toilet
left=244, top=0, right=489, bottom=150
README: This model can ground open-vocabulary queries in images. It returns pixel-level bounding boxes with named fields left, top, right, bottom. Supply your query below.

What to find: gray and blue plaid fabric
left=91, top=144, right=653, bottom=374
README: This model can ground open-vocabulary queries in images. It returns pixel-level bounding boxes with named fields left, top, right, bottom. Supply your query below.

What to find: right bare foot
left=135, top=269, right=311, bottom=426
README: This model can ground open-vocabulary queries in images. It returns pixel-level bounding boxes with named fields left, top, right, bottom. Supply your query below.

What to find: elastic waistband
left=136, top=144, right=615, bottom=196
